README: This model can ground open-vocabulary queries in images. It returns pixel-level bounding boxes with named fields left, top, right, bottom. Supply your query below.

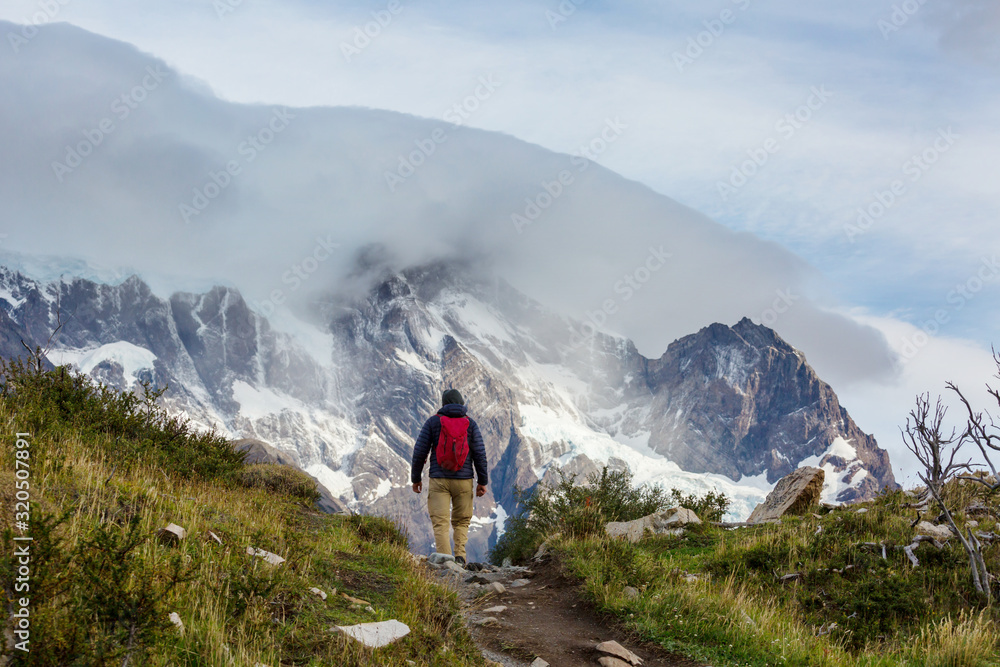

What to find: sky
left=1, top=0, right=998, bottom=487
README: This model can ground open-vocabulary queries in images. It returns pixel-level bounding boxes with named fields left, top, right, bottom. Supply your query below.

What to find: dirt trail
left=423, top=555, right=702, bottom=667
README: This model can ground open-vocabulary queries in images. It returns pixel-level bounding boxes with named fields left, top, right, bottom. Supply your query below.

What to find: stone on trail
left=158, top=523, right=186, bottom=544
left=598, top=657, right=635, bottom=667
left=482, top=605, right=507, bottom=613
left=489, top=582, right=506, bottom=595
left=428, top=552, right=455, bottom=565
left=529, top=659, right=549, bottom=667
left=246, top=546, right=286, bottom=566
left=596, top=639, right=643, bottom=665
left=510, top=578, right=531, bottom=587
left=334, top=619, right=410, bottom=648
left=444, top=560, right=466, bottom=574
left=747, top=467, right=825, bottom=524
left=474, top=617, right=499, bottom=626
left=915, top=521, right=954, bottom=541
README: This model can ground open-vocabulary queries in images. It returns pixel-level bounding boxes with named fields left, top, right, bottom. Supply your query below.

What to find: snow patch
left=232, top=380, right=305, bottom=419
left=305, top=463, right=354, bottom=498
left=49, top=342, right=157, bottom=386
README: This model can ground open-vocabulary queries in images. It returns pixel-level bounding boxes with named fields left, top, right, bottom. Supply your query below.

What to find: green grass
left=0, top=362, right=487, bottom=666
left=553, top=489, right=1000, bottom=666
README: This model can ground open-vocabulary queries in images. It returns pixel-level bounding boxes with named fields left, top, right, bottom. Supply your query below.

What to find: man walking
left=411, top=388, right=488, bottom=564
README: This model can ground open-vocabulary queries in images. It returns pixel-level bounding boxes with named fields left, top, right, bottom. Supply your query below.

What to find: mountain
left=0, top=260, right=895, bottom=560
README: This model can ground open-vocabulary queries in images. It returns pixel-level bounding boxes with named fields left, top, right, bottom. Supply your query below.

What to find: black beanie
left=442, top=388, right=464, bottom=406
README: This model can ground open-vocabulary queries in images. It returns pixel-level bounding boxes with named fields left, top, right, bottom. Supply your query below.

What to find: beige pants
left=427, top=477, right=474, bottom=559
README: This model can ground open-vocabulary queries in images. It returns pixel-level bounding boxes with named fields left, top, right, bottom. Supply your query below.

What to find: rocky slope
left=0, top=261, right=896, bottom=559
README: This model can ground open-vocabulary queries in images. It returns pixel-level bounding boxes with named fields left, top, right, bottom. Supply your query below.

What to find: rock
left=466, top=575, right=492, bottom=585
left=598, top=658, right=633, bottom=667
left=341, top=593, right=371, bottom=606
left=747, top=467, right=825, bottom=524
left=779, top=573, right=801, bottom=583
left=968, top=520, right=979, bottom=528
left=510, top=578, right=531, bottom=587
left=168, top=612, right=184, bottom=634
left=856, top=508, right=868, bottom=514
left=474, top=617, right=499, bottom=626
left=246, top=546, right=285, bottom=567
left=529, top=659, right=549, bottom=667
left=207, top=531, right=223, bottom=545
left=482, top=605, right=507, bottom=613
left=428, top=552, right=456, bottom=565
left=915, top=522, right=953, bottom=541
left=489, top=582, right=506, bottom=595
left=596, top=639, right=643, bottom=665
left=444, top=560, right=466, bottom=574
left=157, top=523, right=186, bottom=544
left=309, top=587, right=327, bottom=601
left=606, top=506, right=703, bottom=543
left=623, top=586, right=639, bottom=600
left=334, top=620, right=410, bottom=648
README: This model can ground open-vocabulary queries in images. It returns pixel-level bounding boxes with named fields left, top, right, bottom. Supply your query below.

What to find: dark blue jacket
left=410, top=404, right=488, bottom=485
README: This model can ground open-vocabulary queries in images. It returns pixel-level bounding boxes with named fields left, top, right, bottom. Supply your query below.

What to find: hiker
left=410, top=388, right=488, bottom=564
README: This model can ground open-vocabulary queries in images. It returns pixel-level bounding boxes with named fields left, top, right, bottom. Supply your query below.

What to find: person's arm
left=411, top=418, right=433, bottom=492
left=469, top=420, right=488, bottom=491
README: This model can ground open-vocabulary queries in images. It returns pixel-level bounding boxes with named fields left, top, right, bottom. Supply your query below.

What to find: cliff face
left=0, top=263, right=896, bottom=558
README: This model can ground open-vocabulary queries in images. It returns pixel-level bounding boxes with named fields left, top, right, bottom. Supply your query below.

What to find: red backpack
left=436, top=415, right=470, bottom=472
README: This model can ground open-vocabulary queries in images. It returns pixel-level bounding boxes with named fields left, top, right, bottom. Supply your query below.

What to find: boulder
left=489, top=582, right=506, bottom=595
left=334, top=620, right=410, bottom=648
left=605, top=506, right=702, bottom=543
left=915, top=521, right=953, bottom=541
left=428, top=552, right=455, bottom=565
left=747, top=467, right=825, bottom=524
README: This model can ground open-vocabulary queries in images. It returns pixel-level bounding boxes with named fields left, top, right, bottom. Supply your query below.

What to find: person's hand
left=476, top=484, right=487, bottom=498
left=412, top=482, right=422, bottom=494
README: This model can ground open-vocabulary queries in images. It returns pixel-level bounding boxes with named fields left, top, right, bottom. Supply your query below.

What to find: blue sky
left=1, top=0, right=998, bottom=484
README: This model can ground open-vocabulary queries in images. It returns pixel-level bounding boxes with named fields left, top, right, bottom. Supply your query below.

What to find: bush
left=668, top=487, right=731, bottom=523
left=489, top=466, right=677, bottom=565
left=238, top=464, right=321, bottom=503
left=0, top=358, right=244, bottom=482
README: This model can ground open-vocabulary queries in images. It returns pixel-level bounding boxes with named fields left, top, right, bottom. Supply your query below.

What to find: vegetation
left=0, top=360, right=487, bottom=666
left=495, top=465, right=1000, bottom=665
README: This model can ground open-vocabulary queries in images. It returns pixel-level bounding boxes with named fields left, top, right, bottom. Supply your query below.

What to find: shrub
left=668, top=487, right=731, bottom=523
left=490, top=466, right=689, bottom=565
left=238, top=464, right=321, bottom=503
left=0, top=358, right=244, bottom=482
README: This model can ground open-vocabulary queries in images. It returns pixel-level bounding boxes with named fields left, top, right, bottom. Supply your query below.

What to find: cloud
left=0, top=20, right=899, bottom=393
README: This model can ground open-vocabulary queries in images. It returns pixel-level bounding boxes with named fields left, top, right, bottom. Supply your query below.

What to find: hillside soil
left=424, top=556, right=703, bottom=667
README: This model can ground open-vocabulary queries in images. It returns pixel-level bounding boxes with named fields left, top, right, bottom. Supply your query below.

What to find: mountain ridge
left=0, top=261, right=896, bottom=559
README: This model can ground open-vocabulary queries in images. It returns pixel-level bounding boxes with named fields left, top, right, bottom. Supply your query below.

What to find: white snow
left=232, top=380, right=305, bottom=419
left=258, top=306, right=335, bottom=367
left=394, top=349, right=438, bottom=377
left=0, top=286, right=25, bottom=309
left=48, top=342, right=157, bottom=386
left=305, top=463, right=355, bottom=498
left=800, top=436, right=869, bottom=504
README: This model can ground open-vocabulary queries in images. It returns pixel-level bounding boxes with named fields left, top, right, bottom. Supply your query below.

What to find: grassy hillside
left=494, top=469, right=1000, bottom=666
left=0, top=361, right=487, bottom=666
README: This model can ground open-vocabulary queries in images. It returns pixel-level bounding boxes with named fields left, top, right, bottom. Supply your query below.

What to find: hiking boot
left=455, top=556, right=466, bottom=566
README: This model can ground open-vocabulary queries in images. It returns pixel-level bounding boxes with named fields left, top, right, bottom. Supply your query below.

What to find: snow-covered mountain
left=0, top=259, right=895, bottom=560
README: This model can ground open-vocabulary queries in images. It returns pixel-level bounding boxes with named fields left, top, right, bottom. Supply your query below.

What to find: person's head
left=442, top=388, right=464, bottom=406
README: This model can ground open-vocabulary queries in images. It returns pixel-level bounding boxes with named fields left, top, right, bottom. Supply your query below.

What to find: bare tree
left=903, top=362, right=999, bottom=599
